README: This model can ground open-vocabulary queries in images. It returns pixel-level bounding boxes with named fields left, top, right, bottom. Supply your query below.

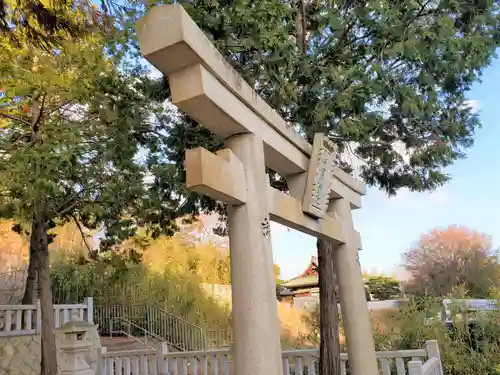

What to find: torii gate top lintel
left=136, top=4, right=365, bottom=202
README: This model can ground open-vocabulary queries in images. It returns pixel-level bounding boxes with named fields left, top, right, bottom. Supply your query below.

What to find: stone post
left=95, top=347, right=107, bottom=375
left=156, top=342, right=169, bottom=375
left=225, top=133, right=283, bottom=375
left=35, top=299, right=42, bottom=333
left=426, top=340, right=443, bottom=374
left=425, top=340, right=441, bottom=360
left=408, top=360, right=423, bottom=375
left=83, top=297, right=94, bottom=324
left=330, top=198, right=378, bottom=375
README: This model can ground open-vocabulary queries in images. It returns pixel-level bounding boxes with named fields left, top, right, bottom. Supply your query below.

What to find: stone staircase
left=95, top=305, right=209, bottom=351
left=100, top=336, right=163, bottom=351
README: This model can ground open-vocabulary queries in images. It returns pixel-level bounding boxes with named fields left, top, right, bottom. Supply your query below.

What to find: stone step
left=100, top=336, right=162, bottom=352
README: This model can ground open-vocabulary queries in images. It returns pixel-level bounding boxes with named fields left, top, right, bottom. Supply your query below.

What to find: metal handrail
left=96, top=305, right=207, bottom=351
left=158, top=307, right=204, bottom=329
left=109, top=316, right=164, bottom=349
left=149, top=307, right=207, bottom=351
left=94, top=304, right=235, bottom=351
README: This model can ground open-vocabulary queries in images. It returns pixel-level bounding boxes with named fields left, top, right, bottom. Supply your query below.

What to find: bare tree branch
left=0, top=112, right=32, bottom=126
left=72, top=214, right=94, bottom=258
left=55, top=200, right=80, bottom=219
left=43, top=99, right=75, bottom=118
left=51, top=186, right=99, bottom=219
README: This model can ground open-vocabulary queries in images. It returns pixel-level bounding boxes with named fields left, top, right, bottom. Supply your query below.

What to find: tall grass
left=50, top=248, right=232, bottom=329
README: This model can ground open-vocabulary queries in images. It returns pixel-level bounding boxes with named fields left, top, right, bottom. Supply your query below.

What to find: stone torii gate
left=136, top=5, right=378, bottom=375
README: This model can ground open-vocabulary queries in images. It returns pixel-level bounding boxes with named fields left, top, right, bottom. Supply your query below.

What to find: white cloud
left=464, top=99, right=480, bottom=114
left=339, top=139, right=411, bottom=180
left=391, top=140, right=411, bottom=164
left=60, top=103, right=89, bottom=121
left=428, top=188, right=448, bottom=205
left=383, top=185, right=450, bottom=209
left=148, top=66, right=163, bottom=79
left=142, top=173, right=154, bottom=185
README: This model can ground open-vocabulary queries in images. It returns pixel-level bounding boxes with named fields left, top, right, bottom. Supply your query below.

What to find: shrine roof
left=282, top=274, right=318, bottom=289
left=283, top=255, right=369, bottom=290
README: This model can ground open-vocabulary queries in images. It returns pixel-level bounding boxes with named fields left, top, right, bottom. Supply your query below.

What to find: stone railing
left=0, top=313, right=101, bottom=375
left=409, top=357, right=442, bottom=375
left=205, top=328, right=232, bottom=348
left=97, top=340, right=443, bottom=375
left=0, top=297, right=93, bottom=336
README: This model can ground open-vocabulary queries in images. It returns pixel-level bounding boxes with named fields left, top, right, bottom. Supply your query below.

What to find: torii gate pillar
left=330, top=198, right=377, bottom=375
left=225, top=134, right=283, bottom=375
left=136, top=5, right=379, bottom=375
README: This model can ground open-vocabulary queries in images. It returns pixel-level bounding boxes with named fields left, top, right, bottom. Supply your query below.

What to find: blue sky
left=271, top=57, right=500, bottom=280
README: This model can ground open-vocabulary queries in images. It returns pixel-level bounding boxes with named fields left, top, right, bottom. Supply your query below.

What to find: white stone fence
left=0, top=297, right=93, bottom=336
left=408, top=357, right=442, bottom=375
left=97, top=340, right=443, bottom=375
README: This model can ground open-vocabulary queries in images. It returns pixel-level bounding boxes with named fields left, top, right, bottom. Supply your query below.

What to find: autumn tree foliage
left=403, top=226, right=500, bottom=298
left=0, top=220, right=29, bottom=272
left=0, top=0, right=115, bottom=51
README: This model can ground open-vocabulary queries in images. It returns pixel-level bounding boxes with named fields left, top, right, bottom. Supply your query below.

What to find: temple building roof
left=282, top=274, right=318, bottom=289
left=282, top=256, right=318, bottom=290
left=282, top=255, right=369, bottom=292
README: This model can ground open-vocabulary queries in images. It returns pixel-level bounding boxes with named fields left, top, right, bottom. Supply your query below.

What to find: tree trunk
left=31, top=210, right=58, bottom=375
left=294, top=0, right=307, bottom=60
left=21, top=240, right=38, bottom=304
left=23, top=93, right=42, bottom=307
left=295, top=0, right=307, bottom=54
left=317, top=238, right=341, bottom=375
left=294, top=0, right=341, bottom=373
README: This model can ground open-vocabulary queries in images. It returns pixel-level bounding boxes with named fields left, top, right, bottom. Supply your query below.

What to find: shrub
left=373, top=297, right=500, bottom=375
left=365, top=276, right=401, bottom=300
left=302, top=296, right=500, bottom=375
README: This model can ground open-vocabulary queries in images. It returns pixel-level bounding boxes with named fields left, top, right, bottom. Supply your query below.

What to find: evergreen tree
left=366, top=275, right=402, bottom=300
left=138, top=1, right=500, bottom=373
left=0, top=9, right=178, bottom=374
left=0, top=0, right=111, bottom=50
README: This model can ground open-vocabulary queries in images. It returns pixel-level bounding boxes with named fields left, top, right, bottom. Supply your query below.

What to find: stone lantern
left=57, top=318, right=96, bottom=375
